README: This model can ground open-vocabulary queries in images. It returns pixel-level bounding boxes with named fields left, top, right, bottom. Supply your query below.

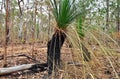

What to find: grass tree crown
left=50, top=0, right=81, bottom=29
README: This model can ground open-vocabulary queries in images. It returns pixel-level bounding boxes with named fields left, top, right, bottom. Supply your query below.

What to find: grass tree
left=47, top=0, right=81, bottom=75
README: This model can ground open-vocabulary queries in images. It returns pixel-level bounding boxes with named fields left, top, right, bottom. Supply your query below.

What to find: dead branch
left=0, top=54, right=40, bottom=63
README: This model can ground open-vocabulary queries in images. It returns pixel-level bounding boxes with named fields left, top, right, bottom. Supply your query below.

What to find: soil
left=0, top=43, right=120, bottom=79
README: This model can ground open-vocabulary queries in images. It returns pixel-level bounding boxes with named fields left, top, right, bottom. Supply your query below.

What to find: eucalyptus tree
left=47, top=0, right=81, bottom=75
left=0, top=0, right=4, bottom=42
left=4, top=0, right=10, bottom=67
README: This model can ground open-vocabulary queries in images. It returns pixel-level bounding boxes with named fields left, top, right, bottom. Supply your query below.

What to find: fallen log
left=0, top=60, right=84, bottom=76
left=0, top=63, right=47, bottom=76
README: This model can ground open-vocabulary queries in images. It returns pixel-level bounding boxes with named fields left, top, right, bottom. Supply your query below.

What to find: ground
left=0, top=42, right=120, bottom=79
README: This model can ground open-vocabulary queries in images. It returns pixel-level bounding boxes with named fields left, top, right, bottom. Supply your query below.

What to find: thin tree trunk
left=40, top=1, right=43, bottom=43
left=106, top=0, right=109, bottom=31
left=117, top=0, right=120, bottom=32
left=47, top=6, right=51, bottom=41
left=23, top=24, right=27, bottom=44
left=4, top=0, right=9, bottom=67
left=11, top=6, right=14, bottom=60
left=31, top=1, right=37, bottom=57
left=47, top=31, right=66, bottom=75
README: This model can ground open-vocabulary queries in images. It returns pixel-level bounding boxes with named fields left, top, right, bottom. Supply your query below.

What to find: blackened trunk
left=47, top=31, right=66, bottom=75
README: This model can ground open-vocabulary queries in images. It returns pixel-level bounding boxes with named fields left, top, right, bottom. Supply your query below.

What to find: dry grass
left=0, top=41, right=119, bottom=79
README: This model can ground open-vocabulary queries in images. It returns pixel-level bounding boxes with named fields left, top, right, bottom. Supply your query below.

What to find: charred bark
left=47, top=31, right=66, bottom=75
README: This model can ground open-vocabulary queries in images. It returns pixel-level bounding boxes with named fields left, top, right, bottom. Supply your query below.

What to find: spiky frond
left=50, top=0, right=81, bottom=29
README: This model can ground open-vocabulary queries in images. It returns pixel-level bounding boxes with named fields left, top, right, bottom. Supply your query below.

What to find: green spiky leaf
left=50, top=0, right=81, bottom=29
